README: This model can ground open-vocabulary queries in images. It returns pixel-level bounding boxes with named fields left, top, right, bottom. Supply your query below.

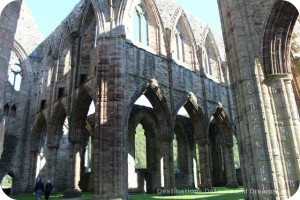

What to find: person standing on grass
left=33, top=178, right=44, bottom=200
left=44, top=180, right=53, bottom=200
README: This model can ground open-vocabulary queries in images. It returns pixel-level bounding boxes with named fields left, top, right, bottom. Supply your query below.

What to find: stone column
left=222, top=144, right=238, bottom=188
left=0, top=0, right=21, bottom=159
left=284, top=77, right=300, bottom=157
left=197, top=139, right=212, bottom=190
left=47, top=146, right=58, bottom=183
left=217, top=1, right=282, bottom=199
left=93, top=36, right=128, bottom=199
left=146, top=131, right=162, bottom=193
left=186, top=143, right=195, bottom=188
left=27, top=150, right=40, bottom=191
left=63, top=141, right=82, bottom=198
left=267, top=75, right=300, bottom=197
left=161, top=134, right=175, bottom=192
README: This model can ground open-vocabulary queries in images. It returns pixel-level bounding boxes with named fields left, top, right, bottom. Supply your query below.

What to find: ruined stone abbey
left=0, top=0, right=299, bottom=199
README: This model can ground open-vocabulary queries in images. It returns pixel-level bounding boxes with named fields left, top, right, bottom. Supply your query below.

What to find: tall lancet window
left=8, top=51, right=22, bottom=91
left=134, top=5, right=147, bottom=45
left=203, top=48, right=211, bottom=75
left=173, top=28, right=185, bottom=62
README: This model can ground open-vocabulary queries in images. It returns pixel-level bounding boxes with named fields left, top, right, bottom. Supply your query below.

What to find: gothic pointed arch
left=69, top=87, right=93, bottom=141
left=128, top=106, right=158, bottom=138
left=263, top=0, right=299, bottom=76
left=171, top=11, right=197, bottom=69
left=202, top=29, right=224, bottom=82
left=46, top=26, right=72, bottom=101
left=175, top=93, right=208, bottom=140
left=212, top=105, right=233, bottom=145
left=128, top=80, right=172, bottom=135
left=88, top=0, right=107, bottom=32
left=122, top=0, right=163, bottom=53
left=127, top=105, right=162, bottom=192
left=77, top=3, right=98, bottom=86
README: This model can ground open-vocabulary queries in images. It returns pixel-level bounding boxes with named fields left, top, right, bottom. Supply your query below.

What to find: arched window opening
left=135, top=124, right=147, bottom=169
left=1, top=174, right=13, bottom=196
left=63, top=50, right=71, bottom=76
left=178, top=106, right=189, bottom=118
left=63, top=117, right=69, bottom=135
left=84, top=136, right=92, bottom=172
left=173, top=134, right=179, bottom=172
left=87, top=101, right=95, bottom=116
left=203, top=48, right=211, bottom=75
left=8, top=51, right=22, bottom=91
left=94, top=22, right=98, bottom=47
left=134, top=5, right=147, bottom=45
left=233, top=135, right=240, bottom=169
left=174, top=28, right=185, bottom=62
left=134, top=95, right=153, bottom=108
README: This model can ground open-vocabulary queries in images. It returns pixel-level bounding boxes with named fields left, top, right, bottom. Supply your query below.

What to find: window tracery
left=7, top=51, right=22, bottom=91
left=134, top=5, right=147, bottom=45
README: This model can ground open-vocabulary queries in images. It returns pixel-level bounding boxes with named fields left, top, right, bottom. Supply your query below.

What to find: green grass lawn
left=9, top=187, right=244, bottom=200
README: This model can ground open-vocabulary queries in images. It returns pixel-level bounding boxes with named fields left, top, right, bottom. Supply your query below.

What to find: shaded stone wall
left=218, top=0, right=300, bottom=199
left=0, top=0, right=22, bottom=158
left=0, top=0, right=238, bottom=198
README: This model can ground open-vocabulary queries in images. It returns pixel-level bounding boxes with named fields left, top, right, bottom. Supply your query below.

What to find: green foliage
left=233, top=136, right=240, bottom=168
left=173, top=138, right=179, bottom=171
left=11, top=192, right=92, bottom=200
left=134, top=124, right=241, bottom=170
left=135, top=124, right=147, bottom=168
left=1, top=174, right=13, bottom=188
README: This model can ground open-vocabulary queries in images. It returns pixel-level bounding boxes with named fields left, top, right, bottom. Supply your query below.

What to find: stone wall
left=0, top=0, right=238, bottom=198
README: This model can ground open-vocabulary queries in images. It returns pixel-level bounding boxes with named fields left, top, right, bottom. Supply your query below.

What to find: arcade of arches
left=0, top=0, right=299, bottom=199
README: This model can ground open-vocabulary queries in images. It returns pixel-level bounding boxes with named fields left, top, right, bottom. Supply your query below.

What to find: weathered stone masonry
left=0, top=0, right=299, bottom=200
left=218, top=0, right=300, bottom=199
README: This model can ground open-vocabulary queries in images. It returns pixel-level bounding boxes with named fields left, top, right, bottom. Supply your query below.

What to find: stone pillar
left=197, top=139, right=212, bottom=190
left=161, top=134, right=175, bottom=192
left=63, top=141, right=82, bottom=198
left=222, top=144, right=238, bottom=188
left=146, top=131, right=162, bottom=193
left=47, top=146, right=58, bottom=183
left=218, top=0, right=299, bottom=200
left=186, top=144, right=195, bottom=188
left=93, top=36, right=128, bottom=199
left=283, top=77, right=300, bottom=157
left=27, top=150, right=40, bottom=191
left=267, top=75, right=300, bottom=197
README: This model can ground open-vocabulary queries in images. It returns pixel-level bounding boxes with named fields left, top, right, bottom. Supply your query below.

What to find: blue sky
left=25, top=0, right=222, bottom=39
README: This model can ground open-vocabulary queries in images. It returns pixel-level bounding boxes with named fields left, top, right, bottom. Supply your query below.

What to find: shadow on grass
left=130, top=187, right=245, bottom=200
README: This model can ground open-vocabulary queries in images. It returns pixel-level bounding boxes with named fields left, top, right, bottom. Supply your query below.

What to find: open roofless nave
left=0, top=0, right=300, bottom=199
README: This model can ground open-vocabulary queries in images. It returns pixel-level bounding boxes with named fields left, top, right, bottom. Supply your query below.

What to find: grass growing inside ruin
left=9, top=187, right=244, bottom=200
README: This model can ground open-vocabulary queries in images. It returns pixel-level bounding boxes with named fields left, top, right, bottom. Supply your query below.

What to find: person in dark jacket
left=44, top=180, right=53, bottom=200
left=33, top=178, right=44, bottom=200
